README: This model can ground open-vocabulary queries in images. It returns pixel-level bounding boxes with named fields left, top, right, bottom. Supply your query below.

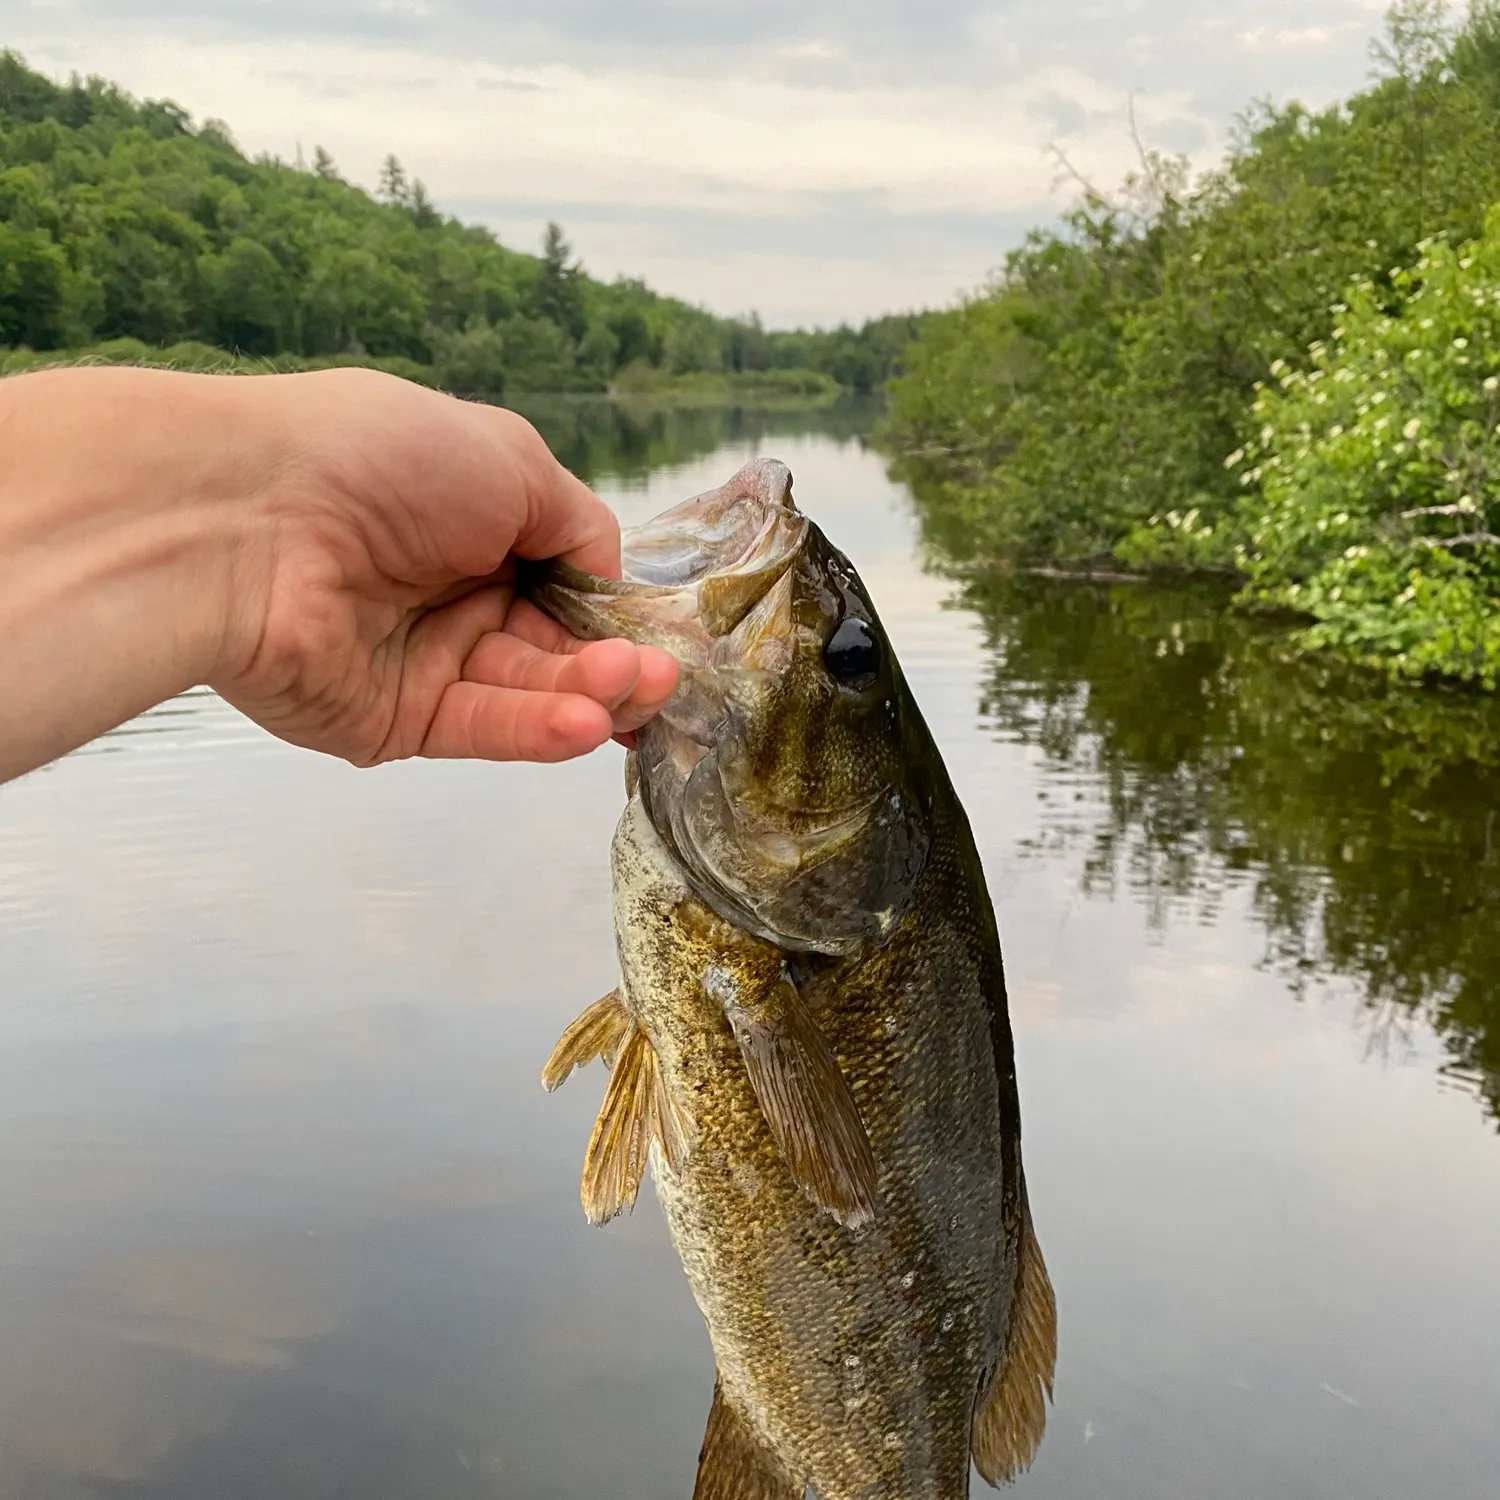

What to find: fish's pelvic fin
left=722, top=974, right=878, bottom=1229
left=579, top=1021, right=695, bottom=1225
left=580, top=1027, right=653, bottom=1224
left=971, top=1191, right=1057, bottom=1486
left=541, top=989, right=632, bottom=1092
left=692, top=1379, right=802, bottom=1500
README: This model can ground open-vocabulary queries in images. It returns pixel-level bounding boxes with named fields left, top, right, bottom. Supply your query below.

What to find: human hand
left=211, top=369, right=678, bottom=765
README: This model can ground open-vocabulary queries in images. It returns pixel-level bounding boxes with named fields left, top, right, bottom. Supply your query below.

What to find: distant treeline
left=889, top=1, right=1500, bottom=687
left=0, top=50, right=925, bottom=396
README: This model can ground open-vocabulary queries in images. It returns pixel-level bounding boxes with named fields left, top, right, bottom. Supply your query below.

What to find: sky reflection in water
left=0, top=405, right=1496, bottom=1499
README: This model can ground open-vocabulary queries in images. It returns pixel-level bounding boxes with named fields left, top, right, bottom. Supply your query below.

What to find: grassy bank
left=0, top=338, right=439, bottom=383
left=607, top=363, right=843, bottom=406
left=886, top=1, right=1500, bottom=687
left=0, top=338, right=844, bottom=409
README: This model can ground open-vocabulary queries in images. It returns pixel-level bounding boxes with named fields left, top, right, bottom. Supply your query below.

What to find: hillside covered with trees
left=0, top=49, right=918, bottom=397
left=889, top=1, right=1500, bottom=686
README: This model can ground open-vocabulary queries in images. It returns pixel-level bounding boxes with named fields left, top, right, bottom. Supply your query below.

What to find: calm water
left=2, top=402, right=1497, bottom=1499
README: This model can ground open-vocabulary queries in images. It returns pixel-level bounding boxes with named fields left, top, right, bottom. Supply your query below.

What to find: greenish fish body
left=536, top=461, right=1054, bottom=1500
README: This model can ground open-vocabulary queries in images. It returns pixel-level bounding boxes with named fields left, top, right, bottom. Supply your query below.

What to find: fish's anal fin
left=578, top=1020, right=696, bottom=1225
left=693, top=1379, right=802, bottom=1500
left=716, top=970, right=878, bottom=1228
left=541, top=988, right=632, bottom=1092
left=971, top=1191, right=1057, bottom=1486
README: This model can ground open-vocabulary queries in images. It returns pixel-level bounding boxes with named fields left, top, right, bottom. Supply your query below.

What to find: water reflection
left=5, top=413, right=1500, bottom=1500
left=948, top=572, right=1500, bottom=1126
left=506, top=394, right=882, bottom=488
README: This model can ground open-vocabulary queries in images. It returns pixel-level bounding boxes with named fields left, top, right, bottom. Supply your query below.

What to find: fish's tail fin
left=693, top=1379, right=802, bottom=1500
left=971, top=1190, right=1057, bottom=1486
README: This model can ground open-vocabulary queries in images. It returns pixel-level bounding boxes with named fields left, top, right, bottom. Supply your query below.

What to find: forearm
left=0, top=368, right=270, bottom=784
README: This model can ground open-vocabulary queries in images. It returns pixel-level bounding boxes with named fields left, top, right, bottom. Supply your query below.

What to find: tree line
left=888, top=1, right=1500, bottom=686
left=0, top=49, right=920, bottom=396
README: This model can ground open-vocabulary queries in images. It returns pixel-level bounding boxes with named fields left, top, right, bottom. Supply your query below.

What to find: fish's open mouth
left=533, top=459, right=809, bottom=642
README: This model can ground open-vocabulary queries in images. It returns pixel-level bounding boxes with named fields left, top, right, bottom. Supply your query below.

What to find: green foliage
left=0, top=48, right=892, bottom=394
left=0, top=219, right=66, bottom=346
left=887, top=2, right=1500, bottom=684
left=607, top=362, right=841, bottom=405
left=429, top=316, right=508, bottom=397
left=1223, top=209, right=1500, bottom=684
left=765, top=313, right=932, bottom=394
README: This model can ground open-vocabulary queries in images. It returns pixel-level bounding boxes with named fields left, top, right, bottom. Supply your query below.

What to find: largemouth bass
left=534, top=460, right=1055, bottom=1500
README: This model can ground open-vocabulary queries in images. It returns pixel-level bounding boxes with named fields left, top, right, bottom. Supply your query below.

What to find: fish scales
left=533, top=459, right=1054, bottom=1500
left=617, top=795, right=1015, bottom=1500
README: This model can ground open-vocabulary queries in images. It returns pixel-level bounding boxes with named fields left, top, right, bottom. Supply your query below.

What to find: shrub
left=1230, top=205, right=1500, bottom=684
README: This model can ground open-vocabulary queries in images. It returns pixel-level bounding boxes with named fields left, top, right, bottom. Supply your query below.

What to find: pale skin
left=0, top=365, right=679, bottom=786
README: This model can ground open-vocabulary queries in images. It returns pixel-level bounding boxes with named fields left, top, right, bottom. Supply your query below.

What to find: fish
left=532, top=459, right=1055, bottom=1500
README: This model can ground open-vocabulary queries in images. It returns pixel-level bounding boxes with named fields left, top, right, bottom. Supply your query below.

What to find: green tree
left=200, top=236, right=287, bottom=353
left=663, top=311, right=723, bottom=374
left=0, top=221, right=66, bottom=345
left=301, top=245, right=426, bottom=355
left=534, top=222, right=586, bottom=344
left=378, top=153, right=409, bottom=205
left=888, top=0, right=1500, bottom=622
left=431, top=315, right=508, bottom=396
left=493, top=313, right=580, bottom=391
left=0, top=49, right=865, bottom=392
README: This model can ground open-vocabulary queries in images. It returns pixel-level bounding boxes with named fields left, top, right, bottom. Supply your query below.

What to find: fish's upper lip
left=529, top=507, right=808, bottom=641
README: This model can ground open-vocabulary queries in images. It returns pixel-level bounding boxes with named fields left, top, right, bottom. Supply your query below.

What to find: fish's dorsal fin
left=576, top=1018, right=696, bottom=1225
left=712, top=969, right=878, bottom=1229
left=971, top=1191, right=1057, bottom=1485
left=693, top=1378, right=802, bottom=1500
left=541, top=989, right=632, bottom=1092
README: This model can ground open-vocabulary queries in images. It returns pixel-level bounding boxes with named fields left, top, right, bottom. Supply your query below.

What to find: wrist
left=0, top=367, right=279, bottom=779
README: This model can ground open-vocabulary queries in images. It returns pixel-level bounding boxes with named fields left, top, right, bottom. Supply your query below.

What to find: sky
left=10, top=1, right=1400, bottom=327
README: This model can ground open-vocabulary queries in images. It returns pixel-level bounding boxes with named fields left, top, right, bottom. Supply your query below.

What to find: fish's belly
left=651, top=1013, right=1011, bottom=1500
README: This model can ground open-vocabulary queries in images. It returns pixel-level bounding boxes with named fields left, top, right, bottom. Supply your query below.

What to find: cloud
left=1236, top=25, right=1349, bottom=53
left=10, top=1, right=1395, bottom=321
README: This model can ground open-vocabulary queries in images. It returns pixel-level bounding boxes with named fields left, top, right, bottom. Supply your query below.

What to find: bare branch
left=1046, top=143, right=1119, bottom=212
left=1126, top=93, right=1152, bottom=182
left=1423, top=531, right=1500, bottom=548
left=1402, top=503, right=1481, bottom=518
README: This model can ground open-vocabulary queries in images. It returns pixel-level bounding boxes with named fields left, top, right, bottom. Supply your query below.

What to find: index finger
left=479, top=407, right=622, bottom=579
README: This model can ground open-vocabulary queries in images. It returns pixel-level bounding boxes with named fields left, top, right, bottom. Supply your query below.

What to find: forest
left=0, top=48, right=917, bottom=397
left=888, top=1, right=1500, bottom=686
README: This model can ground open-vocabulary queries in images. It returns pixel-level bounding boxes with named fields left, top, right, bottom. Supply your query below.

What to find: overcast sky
left=12, top=1, right=1397, bottom=326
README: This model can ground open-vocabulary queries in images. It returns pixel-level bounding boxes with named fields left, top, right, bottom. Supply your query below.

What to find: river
left=1, top=400, right=1496, bottom=1499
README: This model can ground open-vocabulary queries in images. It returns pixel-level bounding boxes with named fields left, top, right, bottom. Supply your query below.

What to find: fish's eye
left=823, top=615, right=881, bottom=690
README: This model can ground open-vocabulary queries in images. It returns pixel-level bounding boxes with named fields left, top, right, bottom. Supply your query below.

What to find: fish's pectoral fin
left=723, top=974, right=878, bottom=1228
left=971, top=1189, right=1057, bottom=1486
left=541, top=988, right=632, bottom=1092
left=578, top=1021, right=695, bottom=1225
left=693, top=1378, right=802, bottom=1500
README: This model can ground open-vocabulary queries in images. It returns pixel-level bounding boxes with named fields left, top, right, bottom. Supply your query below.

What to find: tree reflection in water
left=506, top=394, right=881, bottom=489
left=950, top=572, right=1500, bottom=1127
